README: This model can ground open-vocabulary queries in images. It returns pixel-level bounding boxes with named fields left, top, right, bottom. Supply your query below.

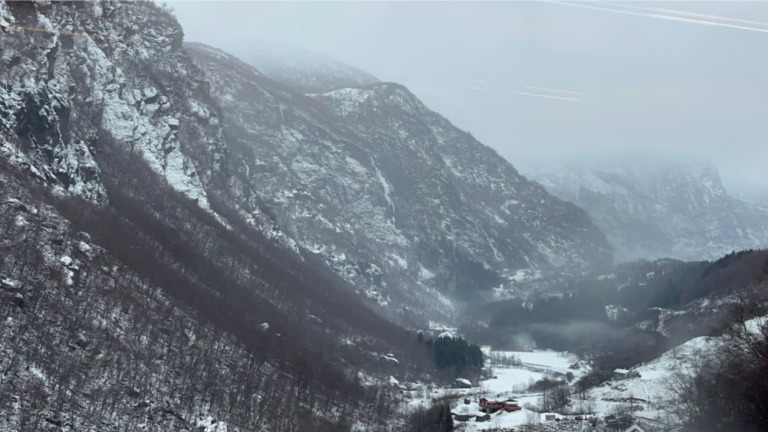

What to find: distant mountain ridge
left=523, top=155, right=768, bottom=262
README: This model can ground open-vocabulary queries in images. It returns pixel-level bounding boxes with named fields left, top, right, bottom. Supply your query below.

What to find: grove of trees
left=425, top=335, right=483, bottom=373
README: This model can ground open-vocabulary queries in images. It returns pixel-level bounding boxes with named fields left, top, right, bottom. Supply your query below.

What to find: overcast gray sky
left=171, top=1, right=768, bottom=190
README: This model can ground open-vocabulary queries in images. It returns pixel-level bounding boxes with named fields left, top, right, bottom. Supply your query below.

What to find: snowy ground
left=479, top=348, right=587, bottom=395
left=583, top=335, right=713, bottom=425
left=481, top=367, right=543, bottom=395
left=510, top=350, right=580, bottom=374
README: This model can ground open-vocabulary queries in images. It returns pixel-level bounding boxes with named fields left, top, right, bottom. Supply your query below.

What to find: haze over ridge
left=172, top=1, right=768, bottom=192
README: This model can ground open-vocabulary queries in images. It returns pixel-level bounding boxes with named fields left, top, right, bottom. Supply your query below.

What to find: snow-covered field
left=479, top=348, right=586, bottom=394
left=512, top=351, right=578, bottom=373
left=478, top=339, right=710, bottom=428
left=481, top=367, right=543, bottom=395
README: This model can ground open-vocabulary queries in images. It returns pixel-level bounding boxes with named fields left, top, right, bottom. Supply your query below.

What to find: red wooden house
left=479, top=398, right=522, bottom=413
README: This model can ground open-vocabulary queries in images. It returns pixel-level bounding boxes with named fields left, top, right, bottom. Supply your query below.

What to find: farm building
left=454, top=378, right=472, bottom=388
left=479, top=398, right=521, bottom=413
left=613, top=368, right=641, bottom=380
left=613, top=368, right=630, bottom=380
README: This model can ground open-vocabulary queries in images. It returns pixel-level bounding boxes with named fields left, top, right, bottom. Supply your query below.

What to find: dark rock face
left=525, top=156, right=768, bottom=262
left=0, top=1, right=225, bottom=207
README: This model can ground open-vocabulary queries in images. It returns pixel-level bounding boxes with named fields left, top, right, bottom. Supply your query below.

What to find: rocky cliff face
left=524, top=156, right=768, bottom=262
left=187, top=43, right=612, bottom=317
left=0, top=1, right=227, bottom=209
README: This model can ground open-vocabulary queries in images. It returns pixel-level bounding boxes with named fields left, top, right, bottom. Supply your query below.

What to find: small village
left=398, top=338, right=682, bottom=432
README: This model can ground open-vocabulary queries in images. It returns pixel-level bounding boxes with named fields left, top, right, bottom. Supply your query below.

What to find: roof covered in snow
left=454, top=378, right=471, bottom=386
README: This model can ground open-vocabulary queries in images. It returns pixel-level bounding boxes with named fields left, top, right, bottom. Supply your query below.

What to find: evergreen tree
left=432, top=336, right=483, bottom=372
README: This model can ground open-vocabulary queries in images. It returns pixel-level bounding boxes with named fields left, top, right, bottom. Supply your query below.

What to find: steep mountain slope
left=0, top=160, right=403, bottom=432
left=186, top=42, right=612, bottom=318
left=523, top=156, right=768, bottom=262
left=0, top=2, right=421, bottom=430
left=0, top=0, right=612, bottom=323
left=232, top=41, right=379, bottom=92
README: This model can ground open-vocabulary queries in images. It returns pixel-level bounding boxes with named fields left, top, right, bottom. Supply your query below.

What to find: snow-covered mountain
left=523, top=155, right=768, bottom=262
left=186, top=42, right=612, bottom=318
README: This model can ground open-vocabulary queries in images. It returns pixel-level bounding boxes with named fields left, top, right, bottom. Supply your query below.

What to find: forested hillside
left=470, top=250, right=768, bottom=371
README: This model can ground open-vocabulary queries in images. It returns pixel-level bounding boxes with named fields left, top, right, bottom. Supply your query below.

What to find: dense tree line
left=405, top=402, right=453, bottom=432
left=423, top=335, right=483, bottom=373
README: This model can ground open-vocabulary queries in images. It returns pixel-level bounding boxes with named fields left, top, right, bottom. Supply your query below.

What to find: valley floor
left=399, top=345, right=700, bottom=431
